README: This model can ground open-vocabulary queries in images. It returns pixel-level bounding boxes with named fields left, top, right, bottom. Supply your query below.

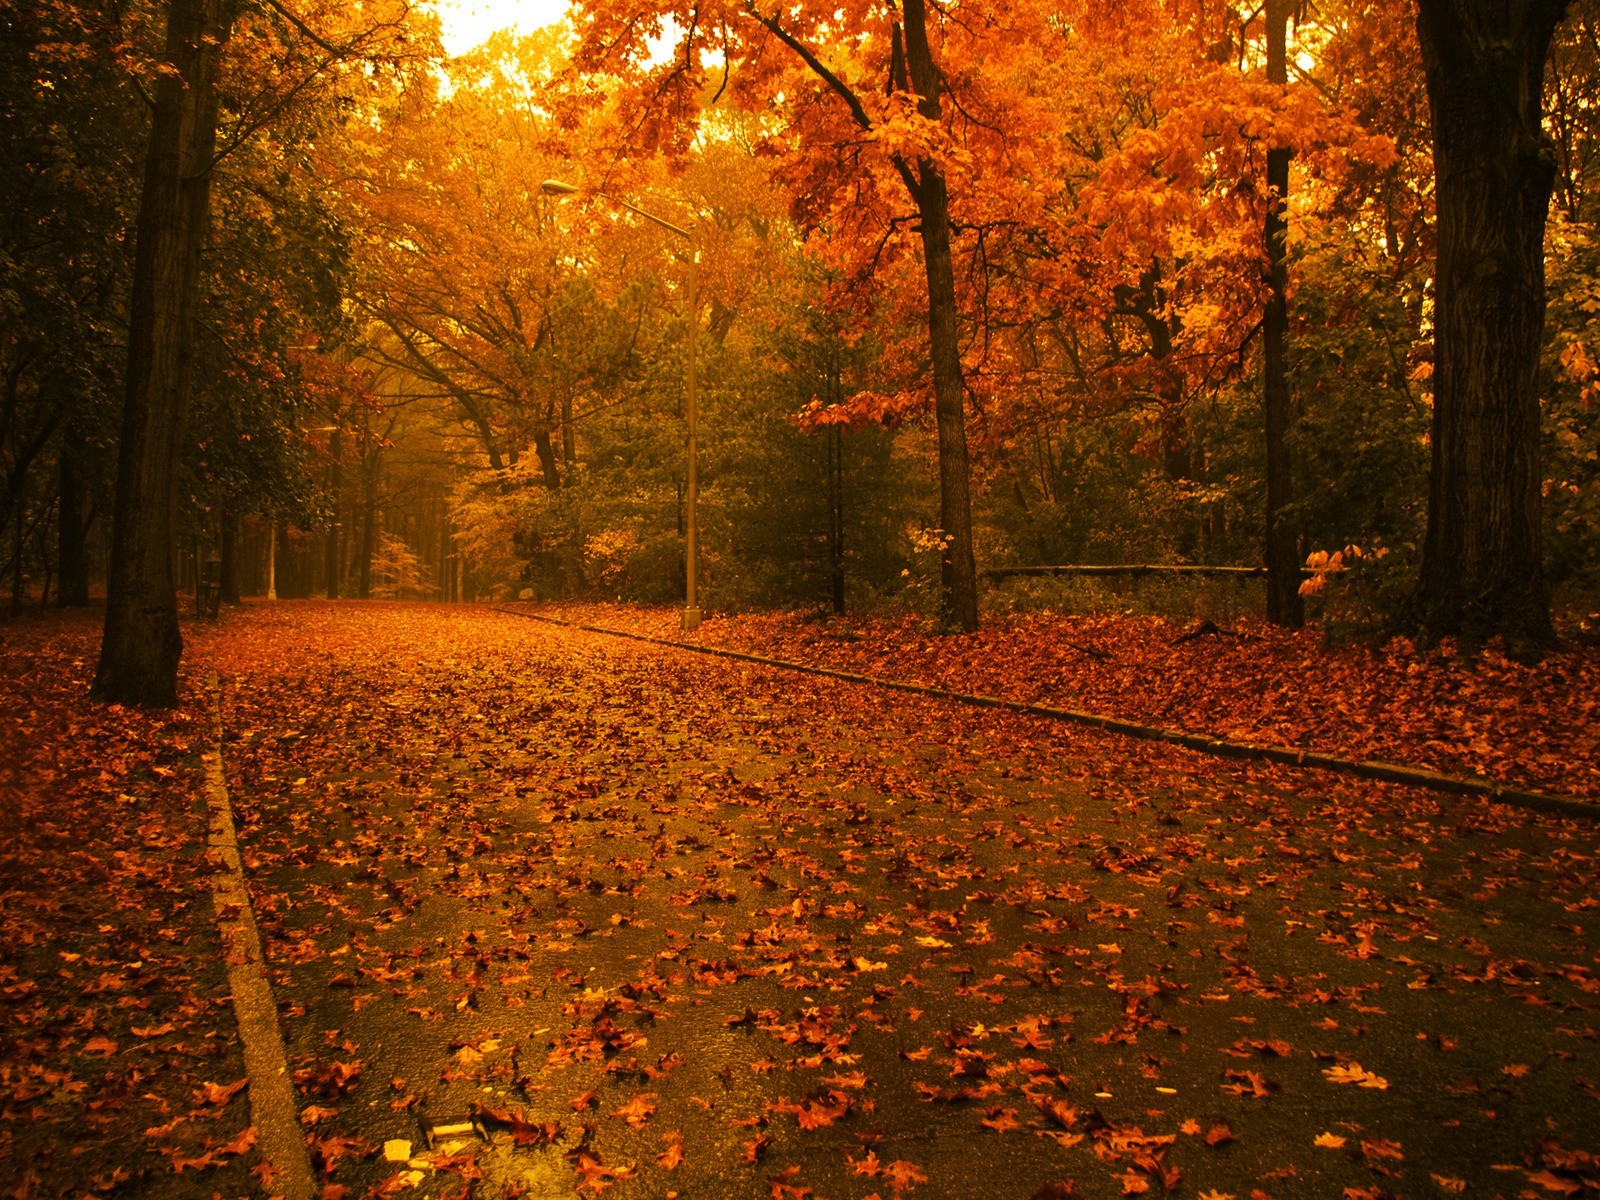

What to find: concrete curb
left=203, top=673, right=315, bottom=1200
left=493, top=607, right=1598, bottom=822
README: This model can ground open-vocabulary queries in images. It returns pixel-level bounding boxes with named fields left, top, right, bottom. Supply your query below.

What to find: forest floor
left=3, top=600, right=1600, bottom=1200
left=0, top=608, right=260, bottom=1200
left=528, top=601, right=1600, bottom=805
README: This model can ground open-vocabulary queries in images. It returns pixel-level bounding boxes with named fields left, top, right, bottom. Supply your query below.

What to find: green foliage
left=456, top=285, right=927, bottom=612
left=1542, top=218, right=1600, bottom=608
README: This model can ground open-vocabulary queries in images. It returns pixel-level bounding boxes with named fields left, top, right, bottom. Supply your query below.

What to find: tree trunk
left=561, top=389, right=576, bottom=465
left=1264, top=0, right=1304, bottom=627
left=58, top=438, right=90, bottom=606
left=902, top=0, right=978, bottom=632
left=326, top=422, right=342, bottom=598
left=94, top=0, right=233, bottom=705
left=532, top=428, right=561, bottom=490
left=219, top=511, right=240, bottom=604
left=1411, top=0, right=1566, bottom=653
left=358, top=473, right=377, bottom=600
left=828, top=423, right=845, bottom=615
left=11, top=501, right=23, bottom=614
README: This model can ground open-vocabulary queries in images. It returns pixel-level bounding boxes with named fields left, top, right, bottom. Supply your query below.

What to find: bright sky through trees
left=429, top=0, right=570, bottom=54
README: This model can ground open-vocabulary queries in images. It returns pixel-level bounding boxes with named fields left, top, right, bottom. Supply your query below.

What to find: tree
left=1263, top=0, right=1303, bottom=627
left=566, top=0, right=1054, bottom=631
left=94, top=0, right=238, bottom=706
left=92, top=0, right=427, bottom=702
left=1410, top=0, right=1570, bottom=653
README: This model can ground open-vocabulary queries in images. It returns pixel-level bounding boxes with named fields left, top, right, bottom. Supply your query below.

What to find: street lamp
left=541, top=178, right=701, bottom=630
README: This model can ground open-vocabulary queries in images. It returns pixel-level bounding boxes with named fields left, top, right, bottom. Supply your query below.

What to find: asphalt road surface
left=210, top=603, right=1600, bottom=1199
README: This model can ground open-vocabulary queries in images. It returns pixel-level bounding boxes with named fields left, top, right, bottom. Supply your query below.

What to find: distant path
left=193, top=602, right=1600, bottom=1200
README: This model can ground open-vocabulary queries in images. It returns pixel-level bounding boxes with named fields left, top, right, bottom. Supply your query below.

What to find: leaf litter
left=16, top=599, right=1597, bottom=1199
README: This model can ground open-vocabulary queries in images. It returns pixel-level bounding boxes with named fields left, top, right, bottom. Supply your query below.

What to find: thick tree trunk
left=902, top=0, right=978, bottom=632
left=94, top=0, right=233, bottom=704
left=828, top=423, right=845, bottom=615
left=1412, top=0, right=1566, bottom=654
left=915, top=177, right=978, bottom=632
left=219, top=510, right=240, bottom=605
left=1264, top=0, right=1303, bottom=627
left=57, top=438, right=90, bottom=606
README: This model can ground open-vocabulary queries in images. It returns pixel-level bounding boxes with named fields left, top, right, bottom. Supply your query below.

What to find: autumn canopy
left=0, top=0, right=1591, bottom=684
left=4, top=3, right=1600, bottom=1197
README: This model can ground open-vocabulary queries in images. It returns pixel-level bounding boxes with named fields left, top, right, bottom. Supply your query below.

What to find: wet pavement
left=206, top=603, right=1600, bottom=1199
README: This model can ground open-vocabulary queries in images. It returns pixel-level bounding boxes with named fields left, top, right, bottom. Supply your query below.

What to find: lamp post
left=541, top=178, right=701, bottom=631
left=266, top=524, right=277, bottom=600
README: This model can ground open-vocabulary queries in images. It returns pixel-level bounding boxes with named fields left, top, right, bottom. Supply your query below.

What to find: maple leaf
left=1220, top=1069, right=1273, bottom=1098
left=472, top=1102, right=560, bottom=1147
left=850, top=1149, right=884, bottom=1177
left=572, top=1152, right=636, bottom=1194
left=981, top=1106, right=1020, bottom=1133
left=1359, top=1138, right=1403, bottom=1162
left=1322, top=1063, right=1389, bottom=1089
left=1525, top=1169, right=1582, bottom=1196
left=219, top=1126, right=258, bottom=1157
left=612, top=1093, right=656, bottom=1128
left=883, top=1160, right=928, bottom=1193
left=166, top=1148, right=219, bottom=1173
left=1036, top=1098, right=1080, bottom=1130
left=308, top=1132, right=369, bottom=1175
left=295, top=1059, right=363, bottom=1098
left=1314, top=1132, right=1347, bottom=1149
left=195, top=1078, right=249, bottom=1106
left=1119, top=1170, right=1151, bottom=1195
left=1203, top=1123, right=1235, bottom=1147
left=656, top=1133, right=684, bottom=1170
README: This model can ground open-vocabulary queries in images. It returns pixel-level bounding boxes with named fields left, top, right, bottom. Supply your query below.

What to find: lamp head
left=540, top=178, right=580, bottom=196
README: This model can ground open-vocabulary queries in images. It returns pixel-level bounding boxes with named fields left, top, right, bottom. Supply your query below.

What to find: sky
left=428, top=0, right=572, bottom=56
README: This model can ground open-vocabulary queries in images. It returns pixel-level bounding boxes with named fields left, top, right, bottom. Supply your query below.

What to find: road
left=202, top=603, right=1600, bottom=1199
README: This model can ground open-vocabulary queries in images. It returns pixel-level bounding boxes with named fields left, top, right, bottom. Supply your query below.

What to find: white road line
left=203, top=674, right=314, bottom=1200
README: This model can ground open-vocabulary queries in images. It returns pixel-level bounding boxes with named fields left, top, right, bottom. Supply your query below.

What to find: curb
left=203, top=673, right=315, bottom=1200
left=493, top=607, right=1598, bottom=822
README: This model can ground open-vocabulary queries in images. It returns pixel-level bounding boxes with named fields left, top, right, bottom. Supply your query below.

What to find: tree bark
left=57, top=436, right=90, bottom=606
left=219, top=510, right=240, bottom=605
left=561, top=389, right=576, bottom=465
left=828, top=423, right=845, bottom=615
left=1263, top=0, right=1303, bottom=627
left=532, top=428, right=562, bottom=490
left=326, top=422, right=342, bottom=598
left=94, top=0, right=234, bottom=704
left=1412, top=0, right=1566, bottom=653
left=902, top=0, right=979, bottom=632
left=358, top=471, right=377, bottom=600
